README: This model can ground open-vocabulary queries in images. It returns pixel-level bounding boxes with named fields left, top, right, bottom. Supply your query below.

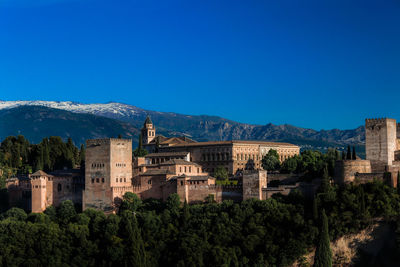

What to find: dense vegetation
left=0, top=135, right=84, bottom=181
left=0, top=179, right=399, bottom=266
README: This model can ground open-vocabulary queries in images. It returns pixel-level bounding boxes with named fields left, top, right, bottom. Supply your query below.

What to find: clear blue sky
left=1, top=0, right=399, bottom=130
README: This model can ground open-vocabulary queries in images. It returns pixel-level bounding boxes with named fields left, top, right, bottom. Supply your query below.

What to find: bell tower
left=141, top=116, right=156, bottom=145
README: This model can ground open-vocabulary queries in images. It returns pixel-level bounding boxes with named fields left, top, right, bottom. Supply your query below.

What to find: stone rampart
left=334, top=160, right=372, bottom=184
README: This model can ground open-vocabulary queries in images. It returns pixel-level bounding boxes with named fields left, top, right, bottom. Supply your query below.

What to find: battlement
left=86, top=138, right=132, bottom=146
left=365, top=118, right=397, bottom=126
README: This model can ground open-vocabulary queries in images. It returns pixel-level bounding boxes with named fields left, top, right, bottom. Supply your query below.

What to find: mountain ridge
left=0, top=101, right=365, bottom=150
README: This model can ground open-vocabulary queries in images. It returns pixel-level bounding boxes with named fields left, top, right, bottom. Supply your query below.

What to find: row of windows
left=147, top=131, right=155, bottom=136
left=202, top=153, right=231, bottom=161
left=115, top=178, right=127, bottom=183
left=179, top=166, right=200, bottom=173
left=92, top=163, right=105, bottom=168
left=91, top=178, right=105, bottom=183
left=116, top=163, right=126, bottom=167
left=236, top=154, right=260, bottom=161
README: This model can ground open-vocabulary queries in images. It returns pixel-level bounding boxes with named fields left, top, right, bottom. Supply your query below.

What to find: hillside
left=0, top=106, right=140, bottom=145
left=0, top=101, right=365, bottom=150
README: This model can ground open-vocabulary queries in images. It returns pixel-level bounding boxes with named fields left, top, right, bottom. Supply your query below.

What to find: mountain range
left=0, top=101, right=365, bottom=152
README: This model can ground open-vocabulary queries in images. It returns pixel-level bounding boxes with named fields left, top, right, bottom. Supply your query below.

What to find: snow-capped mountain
left=0, top=101, right=146, bottom=119
left=0, top=100, right=365, bottom=152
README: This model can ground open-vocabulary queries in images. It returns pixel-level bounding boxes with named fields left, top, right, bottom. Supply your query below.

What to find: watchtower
left=83, top=138, right=132, bottom=212
left=141, top=116, right=156, bottom=145
left=365, top=118, right=397, bottom=166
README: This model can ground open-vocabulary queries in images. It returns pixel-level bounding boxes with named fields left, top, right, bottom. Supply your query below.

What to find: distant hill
left=0, top=101, right=365, bottom=152
left=0, top=106, right=140, bottom=145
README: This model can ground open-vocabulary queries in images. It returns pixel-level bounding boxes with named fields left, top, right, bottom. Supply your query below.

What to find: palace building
left=6, top=117, right=300, bottom=213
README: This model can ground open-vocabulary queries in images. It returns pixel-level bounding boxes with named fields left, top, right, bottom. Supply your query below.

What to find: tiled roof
left=168, top=140, right=299, bottom=147
left=159, top=159, right=201, bottom=167
left=141, top=169, right=170, bottom=175
left=31, top=170, right=51, bottom=177
left=145, top=151, right=189, bottom=157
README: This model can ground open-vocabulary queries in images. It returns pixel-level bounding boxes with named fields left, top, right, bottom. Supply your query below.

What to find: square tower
left=83, top=138, right=132, bottom=212
left=365, top=118, right=397, bottom=166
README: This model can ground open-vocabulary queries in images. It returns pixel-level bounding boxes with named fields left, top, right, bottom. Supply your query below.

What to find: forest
left=0, top=179, right=400, bottom=266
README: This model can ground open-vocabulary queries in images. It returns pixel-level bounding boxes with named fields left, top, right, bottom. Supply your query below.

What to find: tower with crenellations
left=365, top=118, right=397, bottom=170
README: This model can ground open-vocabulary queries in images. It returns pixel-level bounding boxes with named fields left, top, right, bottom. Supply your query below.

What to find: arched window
left=57, top=183, right=62, bottom=192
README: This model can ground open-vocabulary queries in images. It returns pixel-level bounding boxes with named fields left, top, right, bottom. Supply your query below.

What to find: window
left=96, top=178, right=99, bottom=183
left=57, top=184, right=62, bottom=192
left=148, top=180, right=152, bottom=185
left=102, top=178, right=105, bottom=183
left=180, top=167, right=182, bottom=172
left=180, top=181, right=183, bottom=186
left=120, top=178, right=122, bottom=182
left=124, top=178, right=126, bottom=182
left=197, top=168, right=199, bottom=173
left=92, top=179, right=94, bottom=183
left=184, top=166, right=187, bottom=172
left=189, top=167, right=191, bottom=173
left=116, top=178, right=118, bottom=183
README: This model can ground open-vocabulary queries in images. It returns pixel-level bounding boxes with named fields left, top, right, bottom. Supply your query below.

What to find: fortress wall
left=334, top=160, right=372, bottom=184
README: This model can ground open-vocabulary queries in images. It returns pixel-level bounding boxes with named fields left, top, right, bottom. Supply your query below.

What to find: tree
left=119, top=192, right=142, bottom=213
left=341, top=151, right=346, bottom=160
left=280, top=156, right=298, bottom=174
left=58, top=200, right=77, bottom=225
left=313, top=209, right=332, bottom=267
left=121, top=211, right=147, bottom=266
left=398, top=171, right=400, bottom=195
left=346, top=146, right=352, bottom=160
left=134, top=134, right=148, bottom=158
left=262, top=149, right=280, bottom=172
left=79, top=144, right=85, bottom=167
left=313, top=196, right=318, bottom=221
left=352, top=146, right=357, bottom=160
left=214, top=166, right=228, bottom=180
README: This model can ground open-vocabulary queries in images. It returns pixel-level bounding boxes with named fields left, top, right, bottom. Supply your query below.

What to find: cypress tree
left=80, top=144, right=86, bottom=168
left=397, top=171, right=400, bottom=195
left=313, top=196, right=318, bottom=221
left=122, top=212, right=147, bottom=267
left=352, top=146, right=357, bottom=160
left=358, top=186, right=366, bottom=217
left=319, top=166, right=330, bottom=194
left=346, top=146, right=352, bottom=160
left=341, top=151, right=346, bottom=160
left=335, top=150, right=340, bottom=160
left=313, top=209, right=332, bottom=267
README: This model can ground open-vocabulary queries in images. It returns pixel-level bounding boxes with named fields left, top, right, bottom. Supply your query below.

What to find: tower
left=83, top=138, right=132, bottom=212
left=141, top=116, right=156, bottom=145
left=365, top=118, right=397, bottom=166
left=30, top=170, right=51, bottom=213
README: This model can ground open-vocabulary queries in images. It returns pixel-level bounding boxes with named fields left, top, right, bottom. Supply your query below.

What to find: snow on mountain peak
left=0, top=100, right=146, bottom=118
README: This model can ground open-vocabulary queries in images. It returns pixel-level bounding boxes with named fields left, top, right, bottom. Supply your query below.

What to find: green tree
left=352, top=146, right=357, bottom=160
left=313, top=209, right=332, bottom=267
left=134, top=134, right=148, bottom=157
left=398, top=171, right=400, bottom=195
left=262, top=149, right=281, bottom=172
left=281, top=156, right=298, bottom=174
left=346, top=146, right=352, bottom=160
left=119, top=192, right=142, bottom=213
left=121, top=211, right=147, bottom=266
left=79, top=144, right=86, bottom=167
left=58, top=200, right=77, bottom=225
left=214, top=166, right=228, bottom=180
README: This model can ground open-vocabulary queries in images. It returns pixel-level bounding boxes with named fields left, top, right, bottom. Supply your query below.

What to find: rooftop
left=167, top=140, right=299, bottom=148
left=145, top=151, right=189, bottom=157
left=159, top=159, right=201, bottom=167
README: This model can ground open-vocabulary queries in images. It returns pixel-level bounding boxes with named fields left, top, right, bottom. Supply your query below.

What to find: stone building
left=6, top=169, right=84, bottom=213
left=159, top=140, right=300, bottom=175
left=83, top=138, right=133, bottom=212
left=334, top=118, right=400, bottom=186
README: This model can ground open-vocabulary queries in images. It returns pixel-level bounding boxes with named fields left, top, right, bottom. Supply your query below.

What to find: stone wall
left=334, top=160, right=372, bottom=184
left=354, top=173, right=386, bottom=184
left=242, top=170, right=267, bottom=200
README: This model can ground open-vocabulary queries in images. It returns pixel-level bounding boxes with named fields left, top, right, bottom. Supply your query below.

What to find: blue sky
left=0, top=0, right=399, bottom=130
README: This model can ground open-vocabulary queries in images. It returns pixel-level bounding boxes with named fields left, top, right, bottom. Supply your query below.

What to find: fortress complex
left=141, top=117, right=300, bottom=175
left=335, top=118, right=400, bottom=186
left=6, top=117, right=299, bottom=213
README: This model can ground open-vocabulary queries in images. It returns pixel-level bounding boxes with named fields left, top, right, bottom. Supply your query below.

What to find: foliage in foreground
left=0, top=180, right=400, bottom=266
